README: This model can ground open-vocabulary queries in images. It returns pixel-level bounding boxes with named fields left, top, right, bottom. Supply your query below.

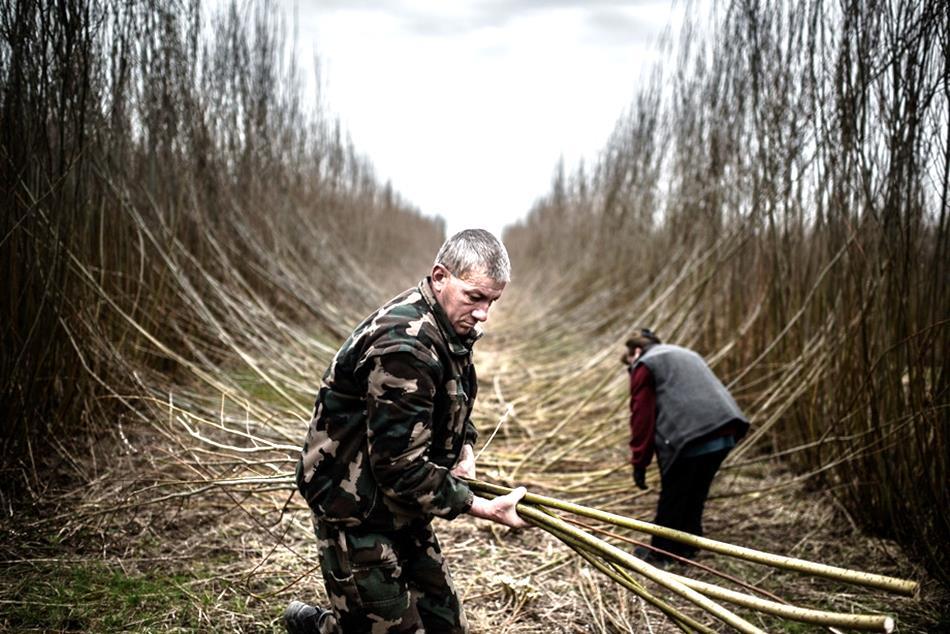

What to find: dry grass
left=2, top=300, right=946, bottom=632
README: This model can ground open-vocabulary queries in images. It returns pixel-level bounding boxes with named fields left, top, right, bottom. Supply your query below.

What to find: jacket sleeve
left=364, top=351, right=473, bottom=519
left=463, top=364, right=478, bottom=447
left=629, top=364, right=657, bottom=469
left=463, top=418, right=478, bottom=448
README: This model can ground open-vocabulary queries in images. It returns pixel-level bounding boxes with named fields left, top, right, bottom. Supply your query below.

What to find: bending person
left=623, top=328, right=749, bottom=567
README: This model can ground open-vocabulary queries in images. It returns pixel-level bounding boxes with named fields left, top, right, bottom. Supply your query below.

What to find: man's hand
left=467, top=487, right=531, bottom=528
left=633, top=466, right=648, bottom=490
left=451, top=443, right=476, bottom=479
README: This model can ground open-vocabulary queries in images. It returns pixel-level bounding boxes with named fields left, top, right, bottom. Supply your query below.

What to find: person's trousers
left=651, top=447, right=731, bottom=559
left=313, top=518, right=468, bottom=633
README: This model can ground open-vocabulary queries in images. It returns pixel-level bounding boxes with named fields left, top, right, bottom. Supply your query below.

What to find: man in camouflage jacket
left=286, top=229, right=529, bottom=634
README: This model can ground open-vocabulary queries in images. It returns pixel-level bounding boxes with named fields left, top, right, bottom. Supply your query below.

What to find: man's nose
left=472, top=306, right=489, bottom=322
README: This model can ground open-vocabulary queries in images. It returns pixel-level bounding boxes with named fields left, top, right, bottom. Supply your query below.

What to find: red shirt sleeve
left=628, top=364, right=656, bottom=469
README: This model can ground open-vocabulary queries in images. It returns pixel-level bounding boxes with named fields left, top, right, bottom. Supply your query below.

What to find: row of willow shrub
left=505, top=0, right=948, bottom=585
left=0, top=0, right=444, bottom=481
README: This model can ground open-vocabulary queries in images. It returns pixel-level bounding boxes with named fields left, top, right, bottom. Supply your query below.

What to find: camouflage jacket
left=296, top=278, right=479, bottom=531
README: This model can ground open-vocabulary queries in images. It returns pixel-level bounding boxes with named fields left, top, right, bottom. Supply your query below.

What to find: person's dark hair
left=625, top=328, right=661, bottom=354
left=434, top=229, right=511, bottom=282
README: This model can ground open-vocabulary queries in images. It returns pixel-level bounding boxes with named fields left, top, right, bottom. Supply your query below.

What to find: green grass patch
left=229, top=369, right=288, bottom=406
left=0, top=560, right=218, bottom=631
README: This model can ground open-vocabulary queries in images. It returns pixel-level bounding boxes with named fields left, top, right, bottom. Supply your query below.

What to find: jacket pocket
left=299, top=392, right=379, bottom=523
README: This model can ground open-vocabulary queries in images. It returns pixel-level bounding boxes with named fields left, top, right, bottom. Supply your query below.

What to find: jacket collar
left=419, top=277, right=482, bottom=355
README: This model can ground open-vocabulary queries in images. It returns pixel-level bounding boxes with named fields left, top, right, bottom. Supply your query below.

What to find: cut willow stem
left=468, top=479, right=918, bottom=596
left=574, top=546, right=705, bottom=634
left=549, top=518, right=717, bottom=634
left=516, top=504, right=767, bottom=634
left=667, top=571, right=894, bottom=632
left=561, top=514, right=795, bottom=608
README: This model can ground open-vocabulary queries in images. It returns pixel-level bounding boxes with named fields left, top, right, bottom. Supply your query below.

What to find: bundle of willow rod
left=468, top=479, right=916, bottom=633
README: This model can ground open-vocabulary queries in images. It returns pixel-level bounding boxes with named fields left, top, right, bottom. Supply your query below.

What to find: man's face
left=430, top=264, right=506, bottom=336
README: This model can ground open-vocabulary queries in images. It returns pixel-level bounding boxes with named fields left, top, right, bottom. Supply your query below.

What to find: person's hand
left=451, top=443, right=476, bottom=479
left=633, top=466, right=647, bottom=490
left=467, top=487, right=531, bottom=528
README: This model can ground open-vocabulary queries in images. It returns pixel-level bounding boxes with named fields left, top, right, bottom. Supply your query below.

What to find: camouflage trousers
left=312, top=518, right=469, bottom=633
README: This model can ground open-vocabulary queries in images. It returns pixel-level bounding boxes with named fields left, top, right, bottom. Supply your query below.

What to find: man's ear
left=431, top=264, right=450, bottom=291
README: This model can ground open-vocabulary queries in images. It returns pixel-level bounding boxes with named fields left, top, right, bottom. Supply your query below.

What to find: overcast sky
left=275, top=1, right=689, bottom=238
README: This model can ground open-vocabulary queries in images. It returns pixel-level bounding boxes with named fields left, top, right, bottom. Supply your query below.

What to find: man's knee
left=317, top=526, right=420, bottom=633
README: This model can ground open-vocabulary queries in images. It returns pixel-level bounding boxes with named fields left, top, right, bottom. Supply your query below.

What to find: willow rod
left=667, top=571, right=894, bottom=632
left=467, top=479, right=918, bottom=596
left=516, top=504, right=767, bottom=634
left=487, top=486, right=896, bottom=632
left=547, top=518, right=718, bottom=634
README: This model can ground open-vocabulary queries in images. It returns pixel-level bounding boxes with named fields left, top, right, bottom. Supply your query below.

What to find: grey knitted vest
left=636, top=344, right=749, bottom=474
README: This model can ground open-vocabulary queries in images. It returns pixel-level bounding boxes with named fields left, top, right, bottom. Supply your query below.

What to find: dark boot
left=634, top=546, right=674, bottom=570
left=283, top=600, right=332, bottom=634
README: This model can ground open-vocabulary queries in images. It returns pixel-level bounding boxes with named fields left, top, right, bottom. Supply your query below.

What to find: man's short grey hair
left=434, top=229, right=511, bottom=282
